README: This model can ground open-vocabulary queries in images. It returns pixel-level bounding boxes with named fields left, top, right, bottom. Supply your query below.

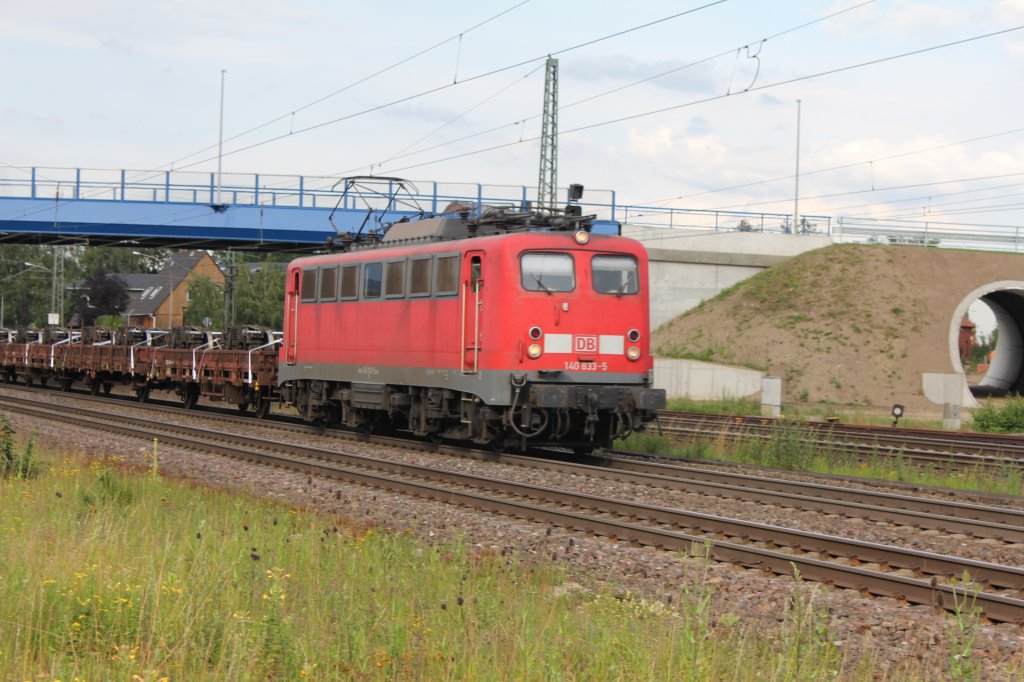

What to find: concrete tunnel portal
left=951, top=282, right=1024, bottom=399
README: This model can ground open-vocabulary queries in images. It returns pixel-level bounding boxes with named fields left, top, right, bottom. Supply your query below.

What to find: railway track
left=658, top=411, right=1024, bottom=468
left=8, top=384, right=1021, bottom=538
left=3, top=389, right=1024, bottom=623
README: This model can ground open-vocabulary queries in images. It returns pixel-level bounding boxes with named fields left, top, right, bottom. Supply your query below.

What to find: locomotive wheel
left=237, top=402, right=249, bottom=414
left=136, top=385, right=150, bottom=403
left=103, top=383, right=112, bottom=396
left=89, top=380, right=99, bottom=396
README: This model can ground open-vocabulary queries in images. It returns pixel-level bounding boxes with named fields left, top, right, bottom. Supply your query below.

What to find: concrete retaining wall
left=654, top=358, right=764, bottom=400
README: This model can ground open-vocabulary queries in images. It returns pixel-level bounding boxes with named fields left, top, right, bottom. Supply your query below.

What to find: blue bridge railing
left=0, top=166, right=833, bottom=235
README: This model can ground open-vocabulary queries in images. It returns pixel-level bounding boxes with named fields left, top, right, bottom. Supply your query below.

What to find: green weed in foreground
left=0, top=446, right=897, bottom=681
left=0, top=413, right=37, bottom=479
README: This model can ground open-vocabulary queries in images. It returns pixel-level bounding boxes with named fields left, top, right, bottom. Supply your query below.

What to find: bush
left=972, top=397, right=1024, bottom=433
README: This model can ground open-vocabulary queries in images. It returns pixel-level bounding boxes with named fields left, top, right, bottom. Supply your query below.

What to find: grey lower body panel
left=278, top=361, right=655, bottom=406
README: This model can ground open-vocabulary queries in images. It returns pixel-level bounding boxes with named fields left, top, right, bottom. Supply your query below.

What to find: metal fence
left=0, top=166, right=830, bottom=236
left=834, top=217, right=1024, bottom=253
left=618, top=204, right=832, bottom=235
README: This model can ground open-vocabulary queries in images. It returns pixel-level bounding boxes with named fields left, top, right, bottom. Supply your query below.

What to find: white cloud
left=822, top=1, right=971, bottom=38
left=993, top=0, right=1024, bottom=24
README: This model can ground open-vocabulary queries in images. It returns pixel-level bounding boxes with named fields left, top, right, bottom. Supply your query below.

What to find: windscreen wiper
left=615, top=273, right=635, bottom=297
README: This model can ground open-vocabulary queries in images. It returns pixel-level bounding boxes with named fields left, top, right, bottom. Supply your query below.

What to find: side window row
left=301, top=254, right=461, bottom=303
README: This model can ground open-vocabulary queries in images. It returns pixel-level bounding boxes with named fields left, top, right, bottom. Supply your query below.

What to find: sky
left=1, top=0, right=1023, bottom=333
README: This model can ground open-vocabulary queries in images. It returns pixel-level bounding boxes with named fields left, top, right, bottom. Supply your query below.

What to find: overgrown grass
left=0, top=441, right=901, bottom=680
left=666, top=396, right=947, bottom=430
left=621, top=424, right=1024, bottom=497
left=666, top=395, right=762, bottom=416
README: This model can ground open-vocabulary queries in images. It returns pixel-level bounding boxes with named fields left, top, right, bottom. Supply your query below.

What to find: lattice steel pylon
left=536, top=57, right=559, bottom=213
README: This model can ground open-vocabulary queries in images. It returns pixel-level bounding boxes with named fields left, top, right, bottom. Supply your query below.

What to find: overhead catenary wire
left=366, top=26, right=1024, bottom=179
left=6, top=6, right=1020, bottom=234
left=326, top=0, right=876, bottom=182
left=145, top=0, right=731, bottom=180
left=639, top=126, right=1024, bottom=207
left=151, top=0, right=536, bottom=175
left=375, top=63, right=547, bottom=170
left=825, top=182, right=1024, bottom=215
left=48, top=0, right=729, bottom=210
left=706, top=170, right=1024, bottom=212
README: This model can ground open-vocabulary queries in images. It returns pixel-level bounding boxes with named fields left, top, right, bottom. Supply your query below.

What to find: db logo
left=574, top=335, right=598, bottom=353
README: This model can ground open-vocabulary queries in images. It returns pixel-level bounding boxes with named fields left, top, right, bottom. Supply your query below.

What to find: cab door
left=285, top=268, right=300, bottom=364
left=461, top=252, right=483, bottom=374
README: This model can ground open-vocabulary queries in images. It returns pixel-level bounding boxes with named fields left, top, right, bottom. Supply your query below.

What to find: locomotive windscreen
left=521, top=252, right=575, bottom=292
left=591, top=255, right=638, bottom=295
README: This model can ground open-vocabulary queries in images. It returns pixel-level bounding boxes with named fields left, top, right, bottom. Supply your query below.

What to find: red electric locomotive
left=278, top=205, right=665, bottom=451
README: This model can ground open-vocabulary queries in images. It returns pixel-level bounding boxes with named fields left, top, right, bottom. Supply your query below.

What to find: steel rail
left=659, top=418, right=1019, bottom=468
left=3, top=386, right=1023, bottom=540
left=3, top=396, right=1024, bottom=623
left=659, top=411, right=1024, bottom=462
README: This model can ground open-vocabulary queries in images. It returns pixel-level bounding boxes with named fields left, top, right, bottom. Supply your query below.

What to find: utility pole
left=217, top=69, right=226, bottom=205
left=537, top=57, right=559, bottom=213
left=793, top=99, right=802, bottom=233
left=223, top=250, right=236, bottom=330
left=50, top=185, right=64, bottom=325
left=50, top=246, right=62, bottom=325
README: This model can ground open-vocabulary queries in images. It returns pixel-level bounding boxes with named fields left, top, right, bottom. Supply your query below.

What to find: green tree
left=183, top=275, right=225, bottom=329
left=78, top=246, right=164, bottom=277
left=234, top=258, right=286, bottom=328
left=0, top=244, right=57, bottom=327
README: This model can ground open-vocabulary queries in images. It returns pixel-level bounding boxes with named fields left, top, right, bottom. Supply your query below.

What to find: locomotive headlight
left=627, top=329, right=641, bottom=343
left=528, top=326, right=543, bottom=340
left=527, top=343, right=543, bottom=359
left=573, top=229, right=590, bottom=245
left=626, top=346, right=641, bottom=361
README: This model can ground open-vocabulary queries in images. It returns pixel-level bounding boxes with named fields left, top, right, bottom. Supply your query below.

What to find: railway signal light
left=891, top=403, right=904, bottom=426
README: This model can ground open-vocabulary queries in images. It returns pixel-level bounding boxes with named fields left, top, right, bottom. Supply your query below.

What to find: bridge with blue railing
left=0, top=166, right=834, bottom=252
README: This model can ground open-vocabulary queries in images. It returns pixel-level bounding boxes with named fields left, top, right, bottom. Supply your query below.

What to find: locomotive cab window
left=521, top=252, right=575, bottom=293
left=300, top=269, right=318, bottom=302
left=319, top=266, right=338, bottom=302
left=434, top=255, right=459, bottom=296
left=364, top=262, right=382, bottom=299
left=340, top=265, right=359, bottom=300
left=385, top=261, right=405, bottom=298
left=592, top=255, right=638, bottom=295
left=409, top=257, right=431, bottom=297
